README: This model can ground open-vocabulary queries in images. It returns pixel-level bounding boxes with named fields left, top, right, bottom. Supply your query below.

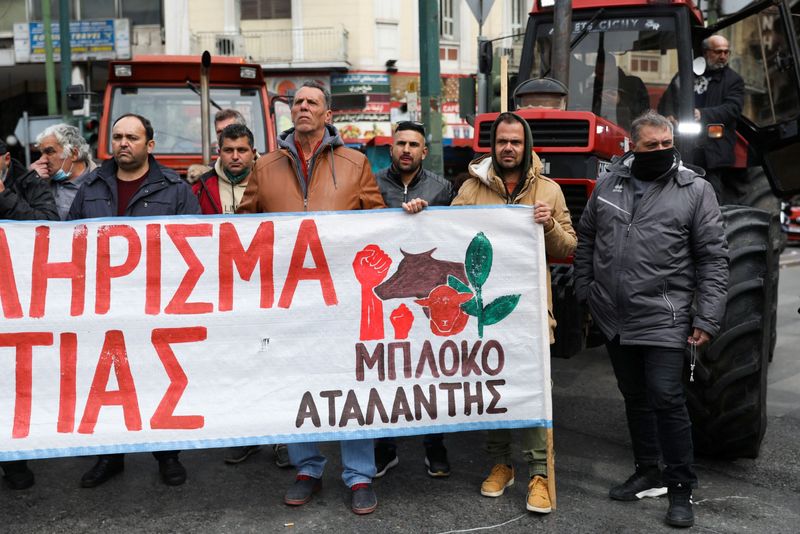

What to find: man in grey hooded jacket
left=574, top=111, right=728, bottom=529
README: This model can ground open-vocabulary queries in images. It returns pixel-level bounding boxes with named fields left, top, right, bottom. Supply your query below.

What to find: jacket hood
left=468, top=149, right=545, bottom=198
left=490, top=112, right=534, bottom=178
left=277, top=123, right=344, bottom=154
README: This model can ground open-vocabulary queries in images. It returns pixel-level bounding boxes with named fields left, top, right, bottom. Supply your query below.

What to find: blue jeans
left=288, top=439, right=375, bottom=487
left=606, top=337, right=697, bottom=488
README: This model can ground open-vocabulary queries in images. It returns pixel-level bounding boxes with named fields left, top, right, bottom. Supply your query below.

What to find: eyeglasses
left=40, top=147, right=59, bottom=155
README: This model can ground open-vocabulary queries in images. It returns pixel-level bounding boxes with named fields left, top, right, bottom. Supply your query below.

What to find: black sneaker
left=424, top=443, right=451, bottom=478
left=374, top=444, right=399, bottom=478
left=609, top=467, right=667, bottom=501
left=665, top=487, right=694, bottom=528
left=1, top=461, right=34, bottom=490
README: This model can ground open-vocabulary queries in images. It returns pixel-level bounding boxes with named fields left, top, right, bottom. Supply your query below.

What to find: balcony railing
left=191, top=26, right=349, bottom=67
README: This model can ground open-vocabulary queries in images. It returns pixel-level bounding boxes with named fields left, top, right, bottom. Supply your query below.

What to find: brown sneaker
left=526, top=475, right=552, bottom=514
left=480, top=464, right=514, bottom=497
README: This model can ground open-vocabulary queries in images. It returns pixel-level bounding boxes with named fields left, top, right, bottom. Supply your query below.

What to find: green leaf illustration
left=465, top=232, right=493, bottom=289
left=447, top=274, right=472, bottom=295
left=482, top=294, right=521, bottom=326
left=461, top=297, right=480, bottom=316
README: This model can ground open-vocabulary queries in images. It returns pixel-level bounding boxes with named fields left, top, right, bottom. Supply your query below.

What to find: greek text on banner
left=0, top=206, right=551, bottom=461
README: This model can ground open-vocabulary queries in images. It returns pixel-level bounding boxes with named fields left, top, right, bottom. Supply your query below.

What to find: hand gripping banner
left=0, top=206, right=551, bottom=461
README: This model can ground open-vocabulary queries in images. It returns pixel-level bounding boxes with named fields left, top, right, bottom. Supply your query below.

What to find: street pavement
left=5, top=256, right=800, bottom=533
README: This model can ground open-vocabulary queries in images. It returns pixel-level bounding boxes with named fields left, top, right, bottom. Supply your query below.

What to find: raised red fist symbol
left=353, top=244, right=393, bottom=341
left=390, top=303, right=414, bottom=339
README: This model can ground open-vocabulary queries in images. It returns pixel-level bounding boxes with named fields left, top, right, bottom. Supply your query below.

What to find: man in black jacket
left=0, top=139, right=58, bottom=490
left=574, top=111, right=728, bottom=529
left=375, top=121, right=454, bottom=214
left=372, top=121, right=454, bottom=479
left=659, top=35, right=744, bottom=201
left=68, top=114, right=199, bottom=488
left=0, top=139, right=59, bottom=221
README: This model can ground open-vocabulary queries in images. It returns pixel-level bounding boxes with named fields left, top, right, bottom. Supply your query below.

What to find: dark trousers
left=606, top=337, right=697, bottom=488
left=376, top=434, right=444, bottom=453
left=97, top=451, right=180, bottom=463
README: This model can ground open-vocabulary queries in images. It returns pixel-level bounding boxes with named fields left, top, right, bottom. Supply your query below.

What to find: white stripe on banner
left=0, top=205, right=551, bottom=461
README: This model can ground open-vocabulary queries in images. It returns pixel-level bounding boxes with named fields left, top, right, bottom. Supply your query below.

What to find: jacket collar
left=89, top=154, right=178, bottom=187
left=277, top=123, right=344, bottom=161
left=386, top=164, right=425, bottom=189
left=467, top=150, right=544, bottom=198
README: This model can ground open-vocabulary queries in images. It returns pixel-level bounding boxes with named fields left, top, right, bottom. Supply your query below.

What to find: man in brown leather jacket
left=238, top=82, right=384, bottom=214
left=238, top=81, right=384, bottom=515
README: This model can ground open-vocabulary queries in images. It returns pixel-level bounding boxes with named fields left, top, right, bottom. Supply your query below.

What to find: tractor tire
left=550, top=264, right=585, bottom=359
left=721, top=166, right=782, bottom=361
left=685, top=206, right=776, bottom=459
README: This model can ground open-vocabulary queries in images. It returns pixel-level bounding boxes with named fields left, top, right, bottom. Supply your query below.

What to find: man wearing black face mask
left=573, top=111, right=729, bottom=529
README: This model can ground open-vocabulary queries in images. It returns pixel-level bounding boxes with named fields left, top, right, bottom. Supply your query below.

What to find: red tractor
left=97, top=55, right=278, bottom=176
left=472, top=0, right=800, bottom=458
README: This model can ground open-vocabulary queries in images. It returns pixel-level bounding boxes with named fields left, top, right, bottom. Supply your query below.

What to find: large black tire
left=721, top=166, right=782, bottom=361
left=550, top=264, right=585, bottom=359
left=686, top=206, right=776, bottom=459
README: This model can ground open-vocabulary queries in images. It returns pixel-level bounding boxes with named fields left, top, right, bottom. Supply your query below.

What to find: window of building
left=242, top=0, right=291, bottom=20
left=30, top=0, right=74, bottom=21
left=511, top=0, right=528, bottom=36
left=439, top=0, right=458, bottom=42
left=630, top=54, right=660, bottom=73
left=0, top=0, right=28, bottom=33
left=28, top=0, right=162, bottom=25
left=80, top=0, right=117, bottom=19
left=121, top=0, right=162, bottom=26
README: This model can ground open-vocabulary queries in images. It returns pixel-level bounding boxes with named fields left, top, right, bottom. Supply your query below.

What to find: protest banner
left=0, top=206, right=551, bottom=461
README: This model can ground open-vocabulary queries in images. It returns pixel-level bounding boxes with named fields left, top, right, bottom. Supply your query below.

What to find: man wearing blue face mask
left=32, top=124, right=97, bottom=220
left=194, top=123, right=257, bottom=214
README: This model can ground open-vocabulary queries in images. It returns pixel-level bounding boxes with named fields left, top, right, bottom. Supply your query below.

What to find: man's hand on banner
left=402, top=198, right=428, bottom=214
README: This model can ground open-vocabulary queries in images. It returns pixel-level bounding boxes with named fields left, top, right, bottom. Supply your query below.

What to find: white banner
left=0, top=206, right=551, bottom=461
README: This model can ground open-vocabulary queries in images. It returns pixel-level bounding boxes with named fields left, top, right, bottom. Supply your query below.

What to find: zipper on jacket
left=597, top=196, right=632, bottom=215
left=662, top=280, right=677, bottom=325
left=404, top=184, right=408, bottom=203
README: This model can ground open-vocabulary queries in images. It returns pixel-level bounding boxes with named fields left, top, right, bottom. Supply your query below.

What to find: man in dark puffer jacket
left=574, top=111, right=728, bottom=529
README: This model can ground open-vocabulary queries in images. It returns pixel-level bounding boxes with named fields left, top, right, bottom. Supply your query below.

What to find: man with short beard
left=372, top=120, right=454, bottom=478
left=659, top=35, right=743, bottom=200
left=452, top=112, right=576, bottom=516
left=68, top=113, right=200, bottom=488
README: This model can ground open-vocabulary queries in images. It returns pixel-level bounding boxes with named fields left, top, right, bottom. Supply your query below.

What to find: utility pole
left=43, top=0, right=58, bottom=115
left=418, top=0, right=444, bottom=176
left=59, top=0, right=72, bottom=118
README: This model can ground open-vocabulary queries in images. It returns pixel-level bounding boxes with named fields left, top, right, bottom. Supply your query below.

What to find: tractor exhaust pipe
left=200, top=51, right=212, bottom=166
left=551, top=1, right=572, bottom=90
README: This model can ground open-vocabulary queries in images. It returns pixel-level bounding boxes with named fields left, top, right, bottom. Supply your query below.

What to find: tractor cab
left=507, top=0, right=800, bottom=197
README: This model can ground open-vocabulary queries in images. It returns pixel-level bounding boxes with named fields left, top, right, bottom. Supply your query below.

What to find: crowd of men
left=1, top=39, right=742, bottom=526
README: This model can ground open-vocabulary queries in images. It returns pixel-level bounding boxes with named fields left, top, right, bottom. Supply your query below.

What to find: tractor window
left=715, top=6, right=800, bottom=127
left=529, top=16, right=679, bottom=131
left=108, top=87, right=268, bottom=154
